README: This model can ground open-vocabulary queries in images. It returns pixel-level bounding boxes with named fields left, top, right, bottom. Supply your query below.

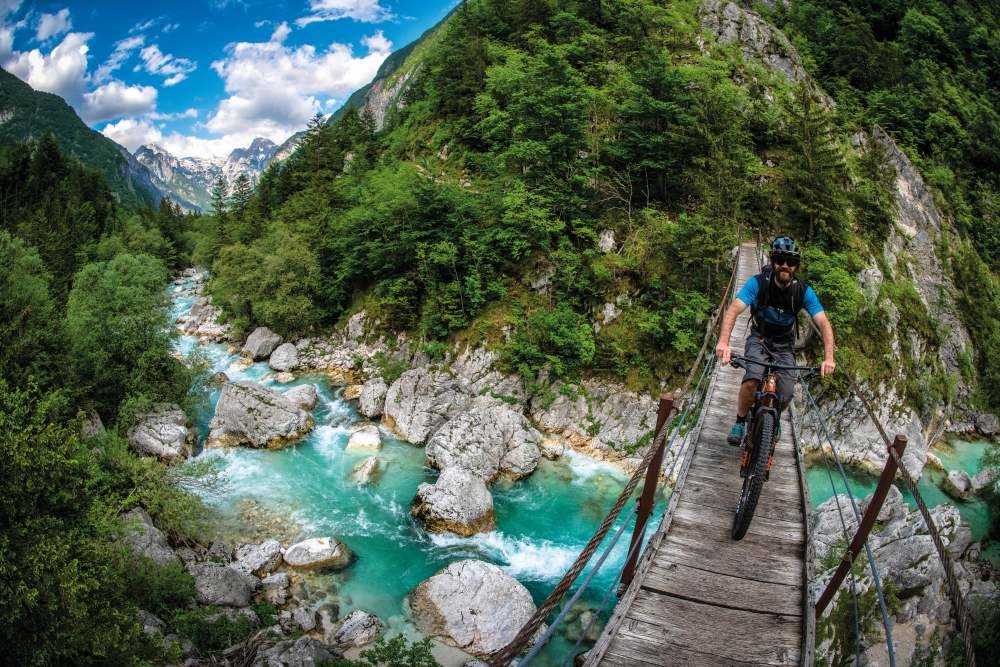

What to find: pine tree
left=780, top=85, right=850, bottom=246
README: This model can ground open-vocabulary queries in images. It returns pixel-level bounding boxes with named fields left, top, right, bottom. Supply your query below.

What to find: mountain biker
left=715, top=236, right=836, bottom=445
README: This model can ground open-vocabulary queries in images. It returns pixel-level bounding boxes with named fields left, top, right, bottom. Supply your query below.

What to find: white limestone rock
left=121, top=507, right=179, bottom=566
left=383, top=367, right=473, bottom=444
left=269, top=342, right=300, bottom=371
left=283, top=384, right=318, bottom=410
left=189, top=563, right=258, bottom=607
left=408, top=560, right=538, bottom=657
left=126, top=404, right=191, bottom=462
left=242, top=327, right=283, bottom=360
left=231, top=539, right=283, bottom=577
left=283, top=537, right=352, bottom=571
left=346, top=424, right=382, bottom=451
left=426, top=398, right=542, bottom=482
left=351, top=456, right=381, bottom=486
left=358, top=377, right=388, bottom=418
left=332, top=610, right=383, bottom=648
left=208, top=381, right=314, bottom=449
left=942, top=470, right=974, bottom=500
left=261, top=572, right=292, bottom=606
left=411, top=467, right=495, bottom=536
left=253, top=636, right=337, bottom=666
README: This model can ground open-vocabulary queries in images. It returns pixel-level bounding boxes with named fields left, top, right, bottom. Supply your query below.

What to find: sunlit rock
left=411, top=467, right=495, bottom=536
left=408, top=560, right=537, bottom=657
left=208, top=381, right=313, bottom=449
left=242, top=327, right=282, bottom=360
left=283, top=537, right=352, bottom=571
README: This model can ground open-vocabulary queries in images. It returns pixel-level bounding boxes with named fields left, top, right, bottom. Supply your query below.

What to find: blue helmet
left=770, top=236, right=800, bottom=257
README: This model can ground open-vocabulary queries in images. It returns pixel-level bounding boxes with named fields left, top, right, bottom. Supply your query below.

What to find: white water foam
left=429, top=531, right=579, bottom=582
left=562, top=450, right=628, bottom=485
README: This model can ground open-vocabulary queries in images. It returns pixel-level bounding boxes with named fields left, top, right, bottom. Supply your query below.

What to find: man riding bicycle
left=715, top=236, right=837, bottom=445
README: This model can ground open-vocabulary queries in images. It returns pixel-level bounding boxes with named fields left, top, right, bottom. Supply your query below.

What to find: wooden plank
left=685, top=464, right=802, bottom=495
left=618, top=594, right=801, bottom=665
left=642, top=560, right=803, bottom=616
left=665, top=514, right=804, bottom=560
left=674, top=501, right=804, bottom=543
left=655, top=535, right=802, bottom=585
left=681, top=469, right=804, bottom=508
left=676, top=478, right=803, bottom=523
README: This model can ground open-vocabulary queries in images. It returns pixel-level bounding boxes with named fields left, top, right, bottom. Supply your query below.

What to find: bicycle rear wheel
left=732, top=411, right=774, bottom=540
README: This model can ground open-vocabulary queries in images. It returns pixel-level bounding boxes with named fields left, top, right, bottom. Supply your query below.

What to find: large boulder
left=351, top=456, right=381, bottom=486
left=345, top=424, right=382, bottom=452
left=261, top=572, right=292, bottom=605
left=942, top=470, right=973, bottom=500
left=208, top=381, right=314, bottom=448
left=242, top=327, right=283, bottom=360
left=121, top=507, right=179, bottom=566
left=971, top=467, right=998, bottom=494
left=426, top=399, right=542, bottom=481
left=126, top=404, right=191, bottom=462
left=189, top=563, right=258, bottom=607
left=253, top=636, right=339, bottom=667
left=283, top=384, right=318, bottom=410
left=976, top=412, right=999, bottom=437
left=383, top=368, right=472, bottom=444
left=358, top=377, right=388, bottom=418
left=231, top=539, right=283, bottom=577
left=411, top=467, right=495, bottom=536
left=283, top=537, right=352, bottom=571
left=332, top=610, right=383, bottom=648
left=409, top=560, right=537, bottom=657
left=269, top=343, right=300, bottom=372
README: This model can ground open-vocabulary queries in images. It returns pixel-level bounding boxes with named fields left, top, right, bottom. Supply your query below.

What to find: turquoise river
left=169, top=278, right=997, bottom=665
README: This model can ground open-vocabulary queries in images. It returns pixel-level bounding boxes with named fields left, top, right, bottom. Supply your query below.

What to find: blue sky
left=0, top=0, right=459, bottom=158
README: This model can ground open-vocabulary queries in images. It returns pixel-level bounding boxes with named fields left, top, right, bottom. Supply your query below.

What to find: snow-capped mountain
left=134, top=137, right=280, bottom=212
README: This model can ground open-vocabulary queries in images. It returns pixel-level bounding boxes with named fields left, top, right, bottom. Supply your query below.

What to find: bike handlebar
left=730, top=354, right=819, bottom=376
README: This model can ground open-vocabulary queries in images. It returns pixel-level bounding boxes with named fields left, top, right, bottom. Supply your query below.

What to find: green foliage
left=324, top=635, right=440, bottom=667
left=816, top=576, right=900, bottom=667
left=500, top=304, right=596, bottom=381
left=0, top=231, right=62, bottom=388
left=800, top=247, right=864, bottom=337
left=0, top=382, right=155, bottom=665
left=166, top=605, right=259, bottom=654
left=65, top=253, right=189, bottom=423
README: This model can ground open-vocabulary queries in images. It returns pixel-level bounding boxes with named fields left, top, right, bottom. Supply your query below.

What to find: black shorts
left=742, top=333, right=795, bottom=406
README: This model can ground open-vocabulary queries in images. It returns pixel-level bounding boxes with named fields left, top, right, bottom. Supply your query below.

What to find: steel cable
left=839, top=371, right=977, bottom=667
left=802, top=384, right=896, bottom=667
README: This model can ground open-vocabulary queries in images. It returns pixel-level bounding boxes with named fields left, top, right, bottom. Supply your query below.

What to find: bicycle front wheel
left=732, top=411, right=774, bottom=540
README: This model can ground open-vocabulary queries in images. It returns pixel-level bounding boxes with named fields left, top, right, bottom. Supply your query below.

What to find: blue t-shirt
left=737, top=274, right=823, bottom=338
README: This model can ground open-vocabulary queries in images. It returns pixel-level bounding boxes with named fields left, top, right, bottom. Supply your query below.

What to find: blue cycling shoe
left=727, top=422, right=745, bottom=446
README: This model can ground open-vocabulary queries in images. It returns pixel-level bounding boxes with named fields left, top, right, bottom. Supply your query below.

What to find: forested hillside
left=205, top=0, right=999, bottom=412
left=0, top=69, right=160, bottom=210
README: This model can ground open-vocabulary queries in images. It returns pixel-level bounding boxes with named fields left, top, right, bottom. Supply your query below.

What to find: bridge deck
left=587, top=243, right=810, bottom=666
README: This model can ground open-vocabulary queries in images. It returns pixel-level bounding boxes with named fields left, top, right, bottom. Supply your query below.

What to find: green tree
left=65, top=254, right=185, bottom=422
left=0, top=231, right=62, bottom=388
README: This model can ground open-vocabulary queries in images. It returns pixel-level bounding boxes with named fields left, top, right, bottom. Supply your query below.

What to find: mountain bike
left=728, top=355, right=818, bottom=540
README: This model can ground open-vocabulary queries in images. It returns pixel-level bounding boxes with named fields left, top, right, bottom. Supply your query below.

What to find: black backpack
left=749, top=266, right=806, bottom=341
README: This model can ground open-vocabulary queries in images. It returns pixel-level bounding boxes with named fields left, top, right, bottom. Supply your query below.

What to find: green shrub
left=324, top=635, right=440, bottom=667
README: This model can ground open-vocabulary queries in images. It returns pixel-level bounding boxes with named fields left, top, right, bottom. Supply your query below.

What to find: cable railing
left=486, top=233, right=745, bottom=666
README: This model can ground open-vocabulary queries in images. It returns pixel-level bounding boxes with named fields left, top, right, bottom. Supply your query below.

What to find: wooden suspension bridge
left=586, top=242, right=814, bottom=666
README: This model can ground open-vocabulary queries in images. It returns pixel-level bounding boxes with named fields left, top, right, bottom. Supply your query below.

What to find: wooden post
left=618, top=395, right=673, bottom=592
left=815, top=434, right=907, bottom=615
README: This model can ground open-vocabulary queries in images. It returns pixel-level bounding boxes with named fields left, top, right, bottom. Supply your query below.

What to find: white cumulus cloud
left=83, top=80, right=157, bottom=123
left=138, top=44, right=196, bottom=86
left=2, top=30, right=92, bottom=105
left=36, top=8, right=71, bottom=41
left=100, top=117, right=162, bottom=151
left=296, top=0, right=393, bottom=27
left=205, top=23, right=390, bottom=140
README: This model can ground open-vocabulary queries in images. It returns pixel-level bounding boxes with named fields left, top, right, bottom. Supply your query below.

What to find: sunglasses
left=771, top=253, right=800, bottom=267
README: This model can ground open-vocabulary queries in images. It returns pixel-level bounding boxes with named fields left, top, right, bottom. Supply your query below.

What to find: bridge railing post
left=815, top=434, right=907, bottom=616
left=618, top=394, right=673, bottom=593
